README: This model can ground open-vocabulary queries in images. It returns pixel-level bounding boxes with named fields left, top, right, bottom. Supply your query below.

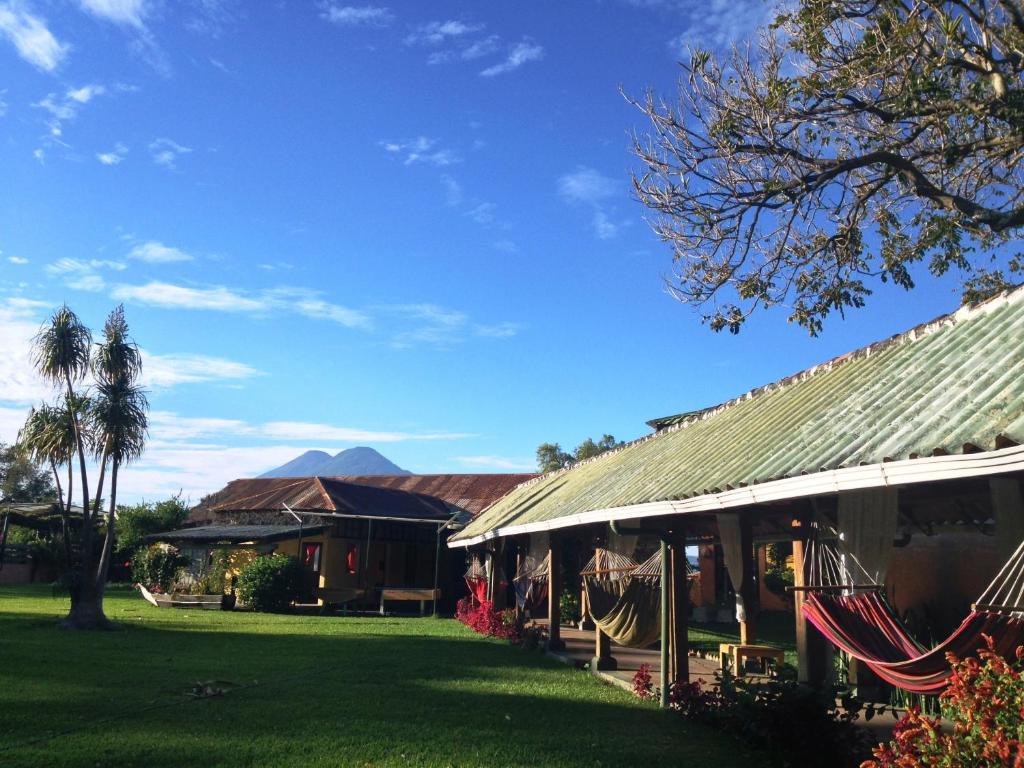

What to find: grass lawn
left=0, top=585, right=766, bottom=768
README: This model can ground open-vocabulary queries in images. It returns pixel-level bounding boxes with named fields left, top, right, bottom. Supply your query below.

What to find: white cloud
left=67, top=273, right=106, bottom=292
left=454, top=455, right=536, bottom=471
left=33, top=85, right=106, bottom=142
left=405, top=19, right=483, bottom=46
left=96, top=141, right=128, bottom=165
left=45, top=257, right=125, bottom=274
left=0, top=2, right=67, bottom=71
left=320, top=4, right=393, bottom=26
left=440, top=174, right=463, bottom=206
left=78, top=0, right=148, bottom=29
left=466, top=201, right=496, bottom=226
left=480, top=39, right=543, bottom=77
left=671, top=0, right=776, bottom=51
left=143, top=353, right=262, bottom=388
left=32, top=148, right=43, bottom=162
left=558, top=166, right=618, bottom=203
left=0, top=90, right=7, bottom=116
left=461, top=34, right=500, bottom=60
left=0, top=297, right=55, bottom=406
left=492, top=239, right=517, bottom=254
left=112, top=281, right=265, bottom=312
left=149, top=137, right=192, bottom=169
left=128, top=240, right=193, bottom=263
left=67, top=83, right=105, bottom=103
left=385, top=303, right=518, bottom=348
left=111, top=281, right=373, bottom=330
left=379, top=136, right=458, bottom=167
left=7, top=255, right=28, bottom=264
left=145, top=411, right=472, bottom=445
left=474, top=321, right=519, bottom=338
left=593, top=210, right=618, bottom=239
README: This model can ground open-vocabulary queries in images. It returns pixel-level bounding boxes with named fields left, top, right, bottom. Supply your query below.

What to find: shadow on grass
left=0, top=593, right=768, bottom=768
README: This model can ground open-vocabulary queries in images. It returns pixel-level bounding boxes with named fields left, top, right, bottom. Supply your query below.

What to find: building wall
left=886, top=529, right=999, bottom=636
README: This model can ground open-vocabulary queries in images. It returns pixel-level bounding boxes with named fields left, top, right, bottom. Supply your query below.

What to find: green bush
left=131, top=544, right=190, bottom=592
left=559, top=590, right=581, bottom=624
left=236, top=553, right=301, bottom=612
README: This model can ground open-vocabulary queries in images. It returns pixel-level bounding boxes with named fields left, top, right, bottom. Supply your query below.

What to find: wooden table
left=379, top=587, right=442, bottom=616
left=719, top=643, right=785, bottom=676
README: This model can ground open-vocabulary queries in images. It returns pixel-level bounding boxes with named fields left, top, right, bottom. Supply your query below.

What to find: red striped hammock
left=802, top=591, right=1024, bottom=693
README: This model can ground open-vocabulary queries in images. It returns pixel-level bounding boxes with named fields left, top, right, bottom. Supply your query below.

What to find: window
left=302, top=542, right=321, bottom=572
left=346, top=545, right=359, bottom=575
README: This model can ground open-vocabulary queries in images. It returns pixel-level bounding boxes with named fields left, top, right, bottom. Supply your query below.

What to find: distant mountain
left=259, top=447, right=411, bottom=478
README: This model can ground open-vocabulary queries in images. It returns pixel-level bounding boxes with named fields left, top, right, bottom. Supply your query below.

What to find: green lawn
left=0, top=585, right=764, bottom=768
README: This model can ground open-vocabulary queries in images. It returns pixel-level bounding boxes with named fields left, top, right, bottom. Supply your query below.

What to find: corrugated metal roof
left=452, top=287, right=1024, bottom=544
left=147, top=524, right=325, bottom=544
left=189, top=473, right=535, bottom=526
left=327, top=474, right=537, bottom=515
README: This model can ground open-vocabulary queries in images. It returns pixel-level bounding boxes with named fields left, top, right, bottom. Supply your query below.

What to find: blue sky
left=0, top=0, right=982, bottom=503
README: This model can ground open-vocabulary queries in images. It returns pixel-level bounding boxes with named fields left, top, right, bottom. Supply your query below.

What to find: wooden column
left=593, top=627, right=616, bottom=670
left=738, top=513, right=759, bottom=645
left=670, top=530, right=689, bottom=684
left=792, top=515, right=832, bottom=687
left=547, top=536, right=565, bottom=651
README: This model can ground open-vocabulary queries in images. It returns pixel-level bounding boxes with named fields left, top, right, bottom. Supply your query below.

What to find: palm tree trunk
left=51, top=463, right=73, bottom=571
left=62, top=383, right=110, bottom=630
left=95, top=460, right=118, bottom=593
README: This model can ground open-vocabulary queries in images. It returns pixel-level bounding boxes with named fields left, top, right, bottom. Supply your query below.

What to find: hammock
left=464, top=553, right=488, bottom=605
left=513, top=544, right=549, bottom=612
left=583, top=548, right=662, bottom=649
left=800, top=531, right=1024, bottom=693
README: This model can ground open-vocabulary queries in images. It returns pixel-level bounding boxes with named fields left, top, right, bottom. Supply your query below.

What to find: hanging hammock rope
left=583, top=548, right=662, bottom=649
left=800, top=533, right=1024, bottom=693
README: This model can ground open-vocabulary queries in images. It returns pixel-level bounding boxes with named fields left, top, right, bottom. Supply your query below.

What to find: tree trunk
left=51, top=463, right=73, bottom=572
left=95, top=461, right=118, bottom=593
left=62, top=381, right=105, bottom=630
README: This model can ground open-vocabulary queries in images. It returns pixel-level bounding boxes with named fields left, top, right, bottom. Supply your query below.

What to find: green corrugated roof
left=452, top=288, right=1024, bottom=544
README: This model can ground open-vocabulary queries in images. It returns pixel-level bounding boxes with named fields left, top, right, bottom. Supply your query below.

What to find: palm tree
left=18, top=404, right=77, bottom=568
left=31, top=306, right=99, bottom=627
left=90, top=307, right=147, bottom=595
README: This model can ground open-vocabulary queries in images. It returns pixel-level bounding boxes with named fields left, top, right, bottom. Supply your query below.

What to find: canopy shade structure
left=146, top=524, right=328, bottom=545
left=451, top=287, right=1024, bottom=547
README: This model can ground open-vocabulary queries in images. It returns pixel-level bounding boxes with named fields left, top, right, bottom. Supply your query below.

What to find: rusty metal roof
left=188, top=474, right=536, bottom=526
left=452, top=287, right=1024, bottom=545
left=326, top=474, right=537, bottom=515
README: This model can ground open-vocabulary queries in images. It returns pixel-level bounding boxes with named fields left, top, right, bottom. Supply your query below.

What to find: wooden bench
left=379, top=587, right=441, bottom=616
left=719, top=643, right=785, bottom=676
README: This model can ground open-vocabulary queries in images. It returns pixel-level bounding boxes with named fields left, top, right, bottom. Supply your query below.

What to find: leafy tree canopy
left=537, top=434, right=623, bottom=473
left=115, top=494, right=190, bottom=559
left=630, top=0, right=1024, bottom=335
left=0, top=442, right=56, bottom=502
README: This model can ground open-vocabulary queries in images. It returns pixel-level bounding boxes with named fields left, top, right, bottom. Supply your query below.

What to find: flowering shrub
left=455, top=597, right=520, bottom=640
left=632, top=663, right=654, bottom=699
left=131, top=544, right=190, bottom=592
left=864, top=636, right=1024, bottom=767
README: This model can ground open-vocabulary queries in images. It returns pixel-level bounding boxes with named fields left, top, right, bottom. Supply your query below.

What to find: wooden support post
left=739, top=513, right=759, bottom=645
left=491, top=540, right=508, bottom=610
left=547, top=536, right=565, bottom=652
left=671, top=530, right=689, bottom=685
left=592, top=627, right=616, bottom=670
left=792, top=517, right=832, bottom=687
